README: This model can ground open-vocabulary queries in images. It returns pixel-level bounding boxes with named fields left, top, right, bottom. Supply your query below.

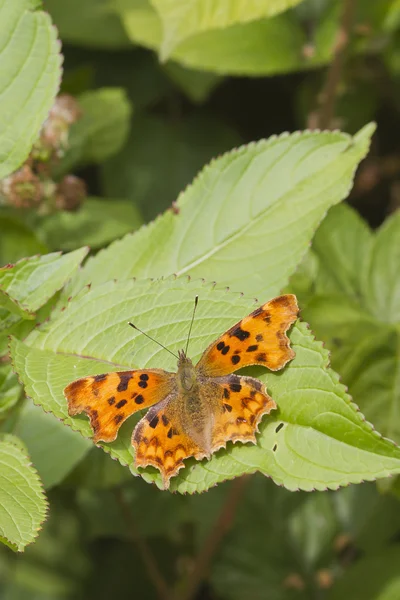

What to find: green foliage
left=290, top=204, right=400, bottom=446
left=1, top=0, right=400, bottom=597
left=0, top=434, right=47, bottom=551
left=0, top=0, right=62, bottom=179
left=149, top=0, right=305, bottom=60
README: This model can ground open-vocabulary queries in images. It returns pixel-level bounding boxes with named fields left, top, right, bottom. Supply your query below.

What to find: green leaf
left=14, top=403, right=91, bottom=489
left=0, top=214, right=48, bottom=266
left=0, top=434, right=47, bottom=551
left=115, top=0, right=310, bottom=75
left=0, top=248, right=89, bottom=318
left=150, top=0, right=305, bottom=60
left=9, top=277, right=400, bottom=494
left=58, top=88, right=132, bottom=174
left=361, top=210, right=400, bottom=324
left=0, top=364, right=21, bottom=415
left=101, top=113, right=241, bottom=221
left=44, top=0, right=131, bottom=48
left=74, top=123, right=374, bottom=301
left=0, top=0, right=62, bottom=179
left=327, top=547, right=400, bottom=600
left=36, top=198, right=143, bottom=251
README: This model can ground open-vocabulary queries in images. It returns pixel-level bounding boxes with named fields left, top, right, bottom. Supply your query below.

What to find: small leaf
left=150, top=0, right=305, bottom=60
left=0, top=248, right=89, bottom=318
left=0, top=363, right=21, bottom=415
left=0, top=434, right=47, bottom=551
left=10, top=277, right=400, bottom=494
left=0, top=0, right=62, bottom=179
left=71, top=124, right=375, bottom=302
left=37, top=198, right=143, bottom=251
left=57, top=88, right=132, bottom=174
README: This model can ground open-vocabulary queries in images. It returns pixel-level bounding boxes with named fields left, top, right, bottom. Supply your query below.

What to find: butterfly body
left=64, top=294, right=299, bottom=489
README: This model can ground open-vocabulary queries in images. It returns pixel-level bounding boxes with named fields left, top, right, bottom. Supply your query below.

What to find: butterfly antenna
left=185, top=295, right=199, bottom=356
left=128, top=322, right=179, bottom=359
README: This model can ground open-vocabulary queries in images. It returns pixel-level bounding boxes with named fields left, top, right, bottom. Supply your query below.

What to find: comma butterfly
left=64, top=294, right=298, bottom=489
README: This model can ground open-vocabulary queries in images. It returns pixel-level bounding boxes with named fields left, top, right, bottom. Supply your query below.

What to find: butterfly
left=64, top=294, right=298, bottom=489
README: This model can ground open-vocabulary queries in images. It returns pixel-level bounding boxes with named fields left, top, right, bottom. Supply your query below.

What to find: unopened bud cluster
left=0, top=94, right=86, bottom=213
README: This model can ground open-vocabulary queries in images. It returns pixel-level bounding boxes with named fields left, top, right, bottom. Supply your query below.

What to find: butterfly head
left=177, top=350, right=197, bottom=392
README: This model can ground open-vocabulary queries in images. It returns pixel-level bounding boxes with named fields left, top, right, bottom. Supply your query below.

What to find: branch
left=310, top=0, right=357, bottom=130
left=114, top=488, right=170, bottom=600
left=176, top=475, right=249, bottom=600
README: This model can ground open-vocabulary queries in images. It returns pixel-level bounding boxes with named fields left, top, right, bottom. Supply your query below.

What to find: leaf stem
left=311, top=0, right=357, bottom=130
left=175, top=475, right=249, bottom=600
left=114, top=488, right=170, bottom=600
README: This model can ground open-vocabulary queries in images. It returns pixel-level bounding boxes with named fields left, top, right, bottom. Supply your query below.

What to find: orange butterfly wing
left=132, top=396, right=207, bottom=489
left=196, top=294, right=298, bottom=377
left=64, top=369, right=175, bottom=443
left=210, top=374, right=276, bottom=452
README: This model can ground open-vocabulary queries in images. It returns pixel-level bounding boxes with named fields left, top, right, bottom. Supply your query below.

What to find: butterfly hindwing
left=132, top=396, right=207, bottom=489
left=196, top=294, right=298, bottom=377
left=211, top=374, right=276, bottom=451
left=64, top=369, right=175, bottom=443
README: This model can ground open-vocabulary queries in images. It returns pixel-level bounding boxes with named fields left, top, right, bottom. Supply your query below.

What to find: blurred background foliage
left=1, top=0, right=400, bottom=598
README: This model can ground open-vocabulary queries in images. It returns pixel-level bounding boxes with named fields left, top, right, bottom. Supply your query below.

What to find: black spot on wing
left=117, top=372, right=133, bottom=392
left=114, top=414, right=124, bottom=424
left=251, top=307, right=263, bottom=317
left=231, top=355, right=241, bottom=365
left=217, top=341, right=225, bottom=351
left=162, top=414, right=169, bottom=426
left=116, top=399, right=127, bottom=409
left=256, top=334, right=263, bottom=342
left=135, top=394, right=144, bottom=404
left=107, top=396, right=115, bottom=405
left=247, top=345, right=258, bottom=352
left=138, top=380, right=148, bottom=388
left=221, top=345, right=230, bottom=355
left=223, top=388, right=230, bottom=399
left=256, top=352, right=267, bottom=362
left=223, top=403, right=232, bottom=412
left=94, top=374, right=107, bottom=382
left=229, top=381, right=242, bottom=393
left=230, top=326, right=250, bottom=341
left=149, top=415, right=159, bottom=429
left=140, top=373, right=149, bottom=381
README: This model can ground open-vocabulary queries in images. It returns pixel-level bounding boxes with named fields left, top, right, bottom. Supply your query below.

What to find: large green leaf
left=0, top=248, right=89, bottom=318
left=150, top=0, right=304, bottom=60
left=0, top=434, right=47, bottom=551
left=69, top=124, right=374, bottom=302
left=0, top=0, right=62, bottom=179
left=114, top=0, right=310, bottom=75
left=10, top=277, right=400, bottom=494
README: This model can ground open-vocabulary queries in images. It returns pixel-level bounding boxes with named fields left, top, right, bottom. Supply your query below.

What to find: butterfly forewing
left=65, top=369, right=175, bottom=443
left=196, top=294, right=298, bottom=377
